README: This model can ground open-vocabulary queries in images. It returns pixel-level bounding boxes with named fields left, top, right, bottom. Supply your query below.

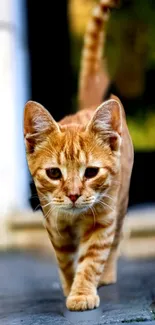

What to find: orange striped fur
left=23, top=0, right=133, bottom=312
left=79, top=0, right=120, bottom=109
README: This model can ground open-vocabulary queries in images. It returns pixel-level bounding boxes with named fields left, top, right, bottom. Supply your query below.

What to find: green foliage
left=127, top=112, right=155, bottom=151
left=69, top=0, right=155, bottom=151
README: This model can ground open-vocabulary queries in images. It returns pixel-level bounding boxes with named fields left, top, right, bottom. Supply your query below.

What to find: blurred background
left=0, top=0, right=155, bottom=259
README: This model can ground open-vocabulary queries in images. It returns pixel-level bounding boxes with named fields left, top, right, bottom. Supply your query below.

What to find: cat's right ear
left=24, top=101, right=59, bottom=153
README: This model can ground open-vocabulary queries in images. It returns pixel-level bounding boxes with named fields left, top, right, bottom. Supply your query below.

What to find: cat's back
left=117, top=99, right=134, bottom=218
left=59, top=108, right=95, bottom=126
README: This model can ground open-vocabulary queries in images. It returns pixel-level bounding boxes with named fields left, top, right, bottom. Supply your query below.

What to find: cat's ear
left=24, top=101, right=59, bottom=153
left=87, top=99, right=122, bottom=151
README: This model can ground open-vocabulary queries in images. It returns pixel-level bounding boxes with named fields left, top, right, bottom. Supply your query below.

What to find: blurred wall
left=0, top=0, right=30, bottom=246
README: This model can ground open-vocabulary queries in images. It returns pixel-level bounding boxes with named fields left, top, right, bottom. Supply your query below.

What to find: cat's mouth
left=50, top=197, right=96, bottom=213
left=55, top=202, right=94, bottom=213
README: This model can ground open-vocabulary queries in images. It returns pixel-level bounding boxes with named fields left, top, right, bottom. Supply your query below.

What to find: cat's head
left=24, top=99, right=122, bottom=215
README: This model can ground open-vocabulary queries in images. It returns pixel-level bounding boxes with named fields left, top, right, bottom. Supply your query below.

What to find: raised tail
left=78, top=0, right=120, bottom=110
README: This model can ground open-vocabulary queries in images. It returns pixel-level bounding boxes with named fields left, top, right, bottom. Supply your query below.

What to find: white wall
left=0, top=0, right=30, bottom=245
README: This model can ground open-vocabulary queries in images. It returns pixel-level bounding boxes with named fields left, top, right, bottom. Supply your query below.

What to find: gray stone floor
left=0, top=252, right=155, bottom=325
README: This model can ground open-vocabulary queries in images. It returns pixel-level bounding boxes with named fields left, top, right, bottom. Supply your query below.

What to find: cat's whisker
left=89, top=206, right=96, bottom=227
left=31, top=192, right=47, bottom=202
left=44, top=207, right=52, bottom=220
left=97, top=199, right=115, bottom=212
left=34, top=203, right=42, bottom=211
left=44, top=210, right=51, bottom=220
left=42, top=201, right=53, bottom=209
left=80, top=212, right=86, bottom=221
left=44, top=204, right=62, bottom=236
left=37, top=190, right=48, bottom=201
left=55, top=210, right=64, bottom=239
left=37, top=191, right=47, bottom=198
left=44, top=204, right=57, bottom=220
left=103, top=194, right=116, bottom=203
left=31, top=194, right=40, bottom=199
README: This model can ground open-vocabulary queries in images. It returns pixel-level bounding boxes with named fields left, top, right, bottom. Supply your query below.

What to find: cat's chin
left=58, top=205, right=90, bottom=215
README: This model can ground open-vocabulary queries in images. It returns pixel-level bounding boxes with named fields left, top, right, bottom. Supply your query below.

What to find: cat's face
left=24, top=100, right=122, bottom=215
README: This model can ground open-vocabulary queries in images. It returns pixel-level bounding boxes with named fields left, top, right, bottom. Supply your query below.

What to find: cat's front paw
left=66, top=294, right=100, bottom=311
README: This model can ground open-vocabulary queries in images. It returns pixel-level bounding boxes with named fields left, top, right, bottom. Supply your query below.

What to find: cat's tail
left=78, top=0, right=120, bottom=110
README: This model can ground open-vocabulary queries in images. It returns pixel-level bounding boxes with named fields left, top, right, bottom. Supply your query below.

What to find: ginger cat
left=24, top=0, right=134, bottom=311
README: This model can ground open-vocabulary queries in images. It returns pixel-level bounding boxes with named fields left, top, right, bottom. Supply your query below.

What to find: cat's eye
left=46, top=168, right=62, bottom=180
left=84, top=167, right=99, bottom=179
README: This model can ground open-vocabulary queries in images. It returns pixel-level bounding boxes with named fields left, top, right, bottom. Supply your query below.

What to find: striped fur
left=23, top=0, right=133, bottom=312
left=79, top=0, right=120, bottom=109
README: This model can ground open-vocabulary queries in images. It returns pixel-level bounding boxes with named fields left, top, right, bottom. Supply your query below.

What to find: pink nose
left=68, top=194, right=79, bottom=203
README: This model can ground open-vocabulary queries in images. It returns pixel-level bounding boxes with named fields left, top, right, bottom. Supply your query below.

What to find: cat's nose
left=68, top=194, right=80, bottom=203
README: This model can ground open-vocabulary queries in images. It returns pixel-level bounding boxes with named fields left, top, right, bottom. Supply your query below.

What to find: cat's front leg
left=57, top=252, right=75, bottom=297
left=66, top=217, right=115, bottom=311
left=45, top=223, right=76, bottom=297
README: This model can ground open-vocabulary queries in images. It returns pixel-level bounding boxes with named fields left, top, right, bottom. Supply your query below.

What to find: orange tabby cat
left=24, top=0, right=134, bottom=311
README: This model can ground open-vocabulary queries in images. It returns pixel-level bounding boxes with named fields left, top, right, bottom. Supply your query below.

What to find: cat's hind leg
left=99, top=208, right=126, bottom=286
left=98, top=247, right=118, bottom=286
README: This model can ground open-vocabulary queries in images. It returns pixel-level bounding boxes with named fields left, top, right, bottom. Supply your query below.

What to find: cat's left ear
left=24, top=101, right=59, bottom=153
left=87, top=99, right=122, bottom=151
